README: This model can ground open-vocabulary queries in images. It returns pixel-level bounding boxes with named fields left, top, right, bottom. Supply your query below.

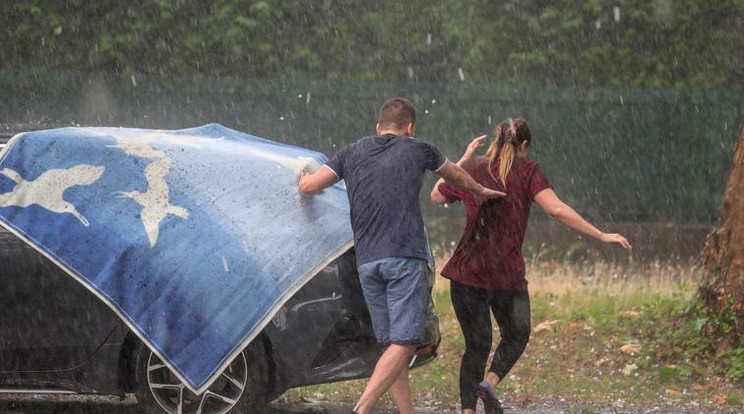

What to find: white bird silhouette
left=0, top=165, right=105, bottom=227
left=107, top=139, right=166, bottom=159
left=115, top=158, right=189, bottom=247
left=104, top=132, right=223, bottom=159
left=246, top=148, right=322, bottom=175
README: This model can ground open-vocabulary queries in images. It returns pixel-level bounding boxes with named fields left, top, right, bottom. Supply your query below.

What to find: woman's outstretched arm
left=430, top=135, right=488, bottom=204
left=534, top=188, right=632, bottom=250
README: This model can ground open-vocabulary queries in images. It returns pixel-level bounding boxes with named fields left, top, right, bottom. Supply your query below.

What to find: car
left=0, top=196, right=439, bottom=413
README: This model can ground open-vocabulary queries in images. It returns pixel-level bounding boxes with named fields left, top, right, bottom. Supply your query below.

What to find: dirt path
left=292, top=400, right=743, bottom=414
left=0, top=396, right=742, bottom=414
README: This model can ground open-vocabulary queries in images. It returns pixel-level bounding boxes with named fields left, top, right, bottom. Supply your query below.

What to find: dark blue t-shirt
left=324, top=134, right=448, bottom=266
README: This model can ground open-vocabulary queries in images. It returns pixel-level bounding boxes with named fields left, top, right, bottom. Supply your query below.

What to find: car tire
left=133, top=339, right=271, bottom=414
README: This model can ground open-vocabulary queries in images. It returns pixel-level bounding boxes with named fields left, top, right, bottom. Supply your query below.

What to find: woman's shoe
left=475, top=380, right=504, bottom=414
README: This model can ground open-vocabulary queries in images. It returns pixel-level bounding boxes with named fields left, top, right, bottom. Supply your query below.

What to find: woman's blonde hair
left=485, top=118, right=532, bottom=186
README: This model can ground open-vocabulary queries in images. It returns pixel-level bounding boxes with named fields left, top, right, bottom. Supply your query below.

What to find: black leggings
left=450, top=280, right=531, bottom=410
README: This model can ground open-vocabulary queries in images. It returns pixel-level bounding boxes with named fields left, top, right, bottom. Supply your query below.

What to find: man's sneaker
left=475, top=380, right=504, bottom=414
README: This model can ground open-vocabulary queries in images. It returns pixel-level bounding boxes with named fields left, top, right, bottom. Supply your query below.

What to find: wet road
left=0, top=395, right=742, bottom=414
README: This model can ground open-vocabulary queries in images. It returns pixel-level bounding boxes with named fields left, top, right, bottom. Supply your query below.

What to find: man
left=298, top=97, right=504, bottom=414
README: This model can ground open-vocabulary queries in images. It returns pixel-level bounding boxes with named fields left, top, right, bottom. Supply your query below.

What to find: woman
left=430, top=118, right=631, bottom=414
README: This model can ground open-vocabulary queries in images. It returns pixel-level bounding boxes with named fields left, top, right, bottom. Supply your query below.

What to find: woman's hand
left=459, top=135, right=487, bottom=164
left=600, top=233, right=632, bottom=250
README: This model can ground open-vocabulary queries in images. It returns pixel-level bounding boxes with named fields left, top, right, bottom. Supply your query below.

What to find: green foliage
left=1, top=0, right=743, bottom=88
left=640, top=297, right=714, bottom=360
left=721, top=348, right=744, bottom=381
left=637, top=293, right=744, bottom=383
left=658, top=363, right=696, bottom=384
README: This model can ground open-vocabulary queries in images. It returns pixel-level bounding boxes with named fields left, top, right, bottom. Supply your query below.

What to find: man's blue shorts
left=357, top=257, right=431, bottom=346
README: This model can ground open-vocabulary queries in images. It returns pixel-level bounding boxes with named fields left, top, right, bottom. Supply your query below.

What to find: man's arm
left=435, top=161, right=505, bottom=200
left=431, top=135, right=487, bottom=204
left=298, top=166, right=339, bottom=195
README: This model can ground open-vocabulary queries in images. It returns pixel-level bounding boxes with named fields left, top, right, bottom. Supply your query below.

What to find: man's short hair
left=378, top=97, right=416, bottom=129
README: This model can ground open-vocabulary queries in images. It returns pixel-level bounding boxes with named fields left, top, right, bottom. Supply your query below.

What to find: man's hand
left=298, top=166, right=339, bottom=195
left=435, top=161, right=506, bottom=202
left=477, top=187, right=506, bottom=199
left=471, top=187, right=506, bottom=205
left=600, top=233, right=632, bottom=250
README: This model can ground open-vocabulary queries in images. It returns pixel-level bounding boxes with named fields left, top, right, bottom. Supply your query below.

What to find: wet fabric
left=438, top=157, right=552, bottom=290
left=324, top=134, right=447, bottom=266
left=450, top=280, right=530, bottom=410
left=0, top=124, right=353, bottom=394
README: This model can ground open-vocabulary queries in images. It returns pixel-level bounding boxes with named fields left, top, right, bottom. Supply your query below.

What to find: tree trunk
left=700, top=116, right=744, bottom=331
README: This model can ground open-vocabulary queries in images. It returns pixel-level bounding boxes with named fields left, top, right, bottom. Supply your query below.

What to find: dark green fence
left=1, top=70, right=742, bottom=225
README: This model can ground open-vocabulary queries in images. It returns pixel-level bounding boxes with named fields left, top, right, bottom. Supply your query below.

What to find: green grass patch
left=283, top=262, right=744, bottom=409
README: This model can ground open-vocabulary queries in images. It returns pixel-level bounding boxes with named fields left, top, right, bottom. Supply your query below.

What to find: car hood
left=0, top=123, right=353, bottom=394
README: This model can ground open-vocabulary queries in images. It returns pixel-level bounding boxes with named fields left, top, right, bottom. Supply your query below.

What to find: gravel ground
left=0, top=395, right=742, bottom=414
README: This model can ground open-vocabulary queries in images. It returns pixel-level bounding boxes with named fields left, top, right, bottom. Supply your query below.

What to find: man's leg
left=353, top=343, right=415, bottom=414
left=354, top=258, right=427, bottom=414
left=389, top=355, right=413, bottom=414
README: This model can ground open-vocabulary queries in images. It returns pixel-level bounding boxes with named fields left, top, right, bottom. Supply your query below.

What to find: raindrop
left=131, top=75, right=137, bottom=87
left=279, top=116, right=285, bottom=121
left=408, top=67, right=414, bottom=79
left=298, top=94, right=303, bottom=98
left=425, top=109, right=429, bottom=114
left=432, top=99, right=437, bottom=104
left=458, top=68, right=465, bottom=82
left=306, top=92, right=311, bottom=105
left=595, top=20, right=602, bottom=30
left=488, top=115, right=492, bottom=125
left=613, top=6, right=621, bottom=22
left=426, top=33, right=432, bottom=45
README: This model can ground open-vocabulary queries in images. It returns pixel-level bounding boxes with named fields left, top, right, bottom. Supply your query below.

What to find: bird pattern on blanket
left=0, top=130, right=319, bottom=248
left=0, top=124, right=354, bottom=394
left=0, top=165, right=105, bottom=227
left=115, top=158, right=189, bottom=247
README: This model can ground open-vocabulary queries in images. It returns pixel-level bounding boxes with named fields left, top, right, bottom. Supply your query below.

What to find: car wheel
left=133, top=340, right=270, bottom=414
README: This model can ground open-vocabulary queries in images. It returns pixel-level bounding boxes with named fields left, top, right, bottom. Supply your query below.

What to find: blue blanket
left=0, top=124, right=353, bottom=394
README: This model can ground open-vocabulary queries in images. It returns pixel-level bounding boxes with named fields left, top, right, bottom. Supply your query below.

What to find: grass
left=280, top=259, right=744, bottom=411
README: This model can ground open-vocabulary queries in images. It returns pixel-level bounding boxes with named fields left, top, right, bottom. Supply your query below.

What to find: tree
left=700, top=117, right=744, bottom=337
left=446, top=0, right=744, bottom=88
left=0, top=0, right=743, bottom=88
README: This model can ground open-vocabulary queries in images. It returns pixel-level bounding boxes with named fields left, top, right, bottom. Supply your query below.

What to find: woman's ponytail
left=486, top=118, right=532, bottom=187
left=498, top=135, right=516, bottom=186
left=486, top=123, right=503, bottom=183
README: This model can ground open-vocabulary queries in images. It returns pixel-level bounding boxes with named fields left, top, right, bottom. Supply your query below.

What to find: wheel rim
left=147, top=352, right=248, bottom=414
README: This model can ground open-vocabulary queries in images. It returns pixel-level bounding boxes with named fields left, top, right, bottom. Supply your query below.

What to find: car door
left=0, top=228, right=121, bottom=372
left=267, top=249, right=378, bottom=388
